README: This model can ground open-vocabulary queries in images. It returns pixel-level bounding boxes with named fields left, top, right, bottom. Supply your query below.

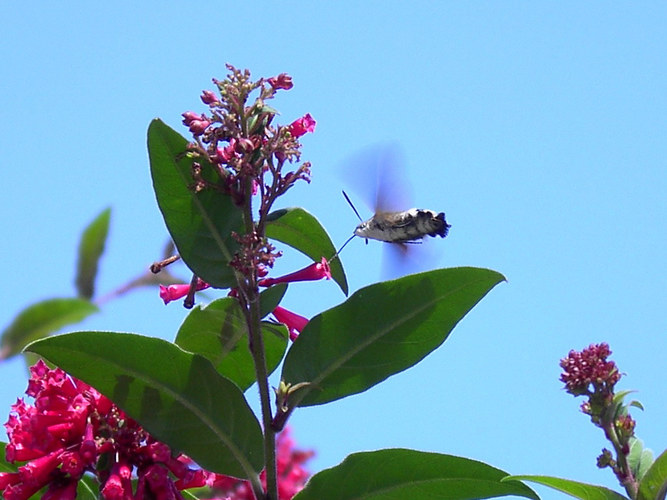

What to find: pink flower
left=272, top=306, right=309, bottom=341
left=268, top=73, right=294, bottom=90
left=159, top=280, right=210, bottom=305
left=287, top=113, right=316, bottom=138
left=259, top=258, right=331, bottom=287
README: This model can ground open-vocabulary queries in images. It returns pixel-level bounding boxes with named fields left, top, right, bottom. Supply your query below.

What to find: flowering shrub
left=1, top=65, right=663, bottom=500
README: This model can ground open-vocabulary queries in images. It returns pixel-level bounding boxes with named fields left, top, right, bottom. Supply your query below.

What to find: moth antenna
left=342, top=190, right=364, bottom=222
left=329, top=234, right=356, bottom=264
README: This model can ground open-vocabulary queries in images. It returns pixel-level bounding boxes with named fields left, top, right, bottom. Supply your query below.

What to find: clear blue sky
left=1, top=4, right=665, bottom=499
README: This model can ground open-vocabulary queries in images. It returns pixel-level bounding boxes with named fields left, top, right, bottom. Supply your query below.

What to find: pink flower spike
left=273, top=306, right=309, bottom=341
left=159, top=280, right=210, bottom=305
left=268, top=73, right=294, bottom=90
left=287, top=113, right=316, bottom=138
left=259, top=258, right=331, bottom=287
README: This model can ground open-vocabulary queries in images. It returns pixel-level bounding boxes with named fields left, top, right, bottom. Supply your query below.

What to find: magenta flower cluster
left=559, top=342, right=621, bottom=398
left=0, top=361, right=312, bottom=500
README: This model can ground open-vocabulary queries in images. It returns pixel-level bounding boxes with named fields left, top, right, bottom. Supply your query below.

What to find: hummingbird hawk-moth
left=334, top=144, right=451, bottom=260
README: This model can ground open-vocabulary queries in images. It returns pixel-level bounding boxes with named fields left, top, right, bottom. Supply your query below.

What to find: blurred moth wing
left=339, top=142, right=413, bottom=214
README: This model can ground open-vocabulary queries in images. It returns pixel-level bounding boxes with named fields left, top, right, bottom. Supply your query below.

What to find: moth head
left=354, top=221, right=370, bottom=238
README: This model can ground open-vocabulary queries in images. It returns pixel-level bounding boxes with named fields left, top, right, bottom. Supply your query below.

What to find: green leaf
left=505, top=476, right=628, bottom=500
left=294, top=449, right=539, bottom=500
left=282, top=267, right=504, bottom=406
left=259, top=283, right=288, bottom=318
left=628, top=438, right=654, bottom=482
left=148, top=119, right=243, bottom=288
left=266, top=207, right=348, bottom=295
left=175, top=297, right=288, bottom=391
left=1, top=298, right=98, bottom=360
left=75, top=207, right=111, bottom=299
left=26, top=331, right=263, bottom=479
left=638, top=449, right=667, bottom=500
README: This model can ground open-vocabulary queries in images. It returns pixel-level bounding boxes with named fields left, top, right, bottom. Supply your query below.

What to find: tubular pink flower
left=287, top=113, right=316, bottom=138
left=101, top=461, right=133, bottom=500
left=0, top=473, right=20, bottom=490
left=273, top=306, right=309, bottom=341
left=259, top=258, right=331, bottom=287
left=159, top=280, right=210, bottom=305
left=268, top=73, right=294, bottom=90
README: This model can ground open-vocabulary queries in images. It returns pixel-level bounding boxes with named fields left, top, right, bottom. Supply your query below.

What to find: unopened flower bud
left=236, top=137, right=255, bottom=153
left=200, top=90, right=219, bottom=105
left=181, top=111, right=211, bottom=136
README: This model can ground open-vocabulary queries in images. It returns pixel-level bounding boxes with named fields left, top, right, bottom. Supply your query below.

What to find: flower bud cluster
left=181, top=65, right=315, bottom=209
left=560, top=342, right=620, bottom=399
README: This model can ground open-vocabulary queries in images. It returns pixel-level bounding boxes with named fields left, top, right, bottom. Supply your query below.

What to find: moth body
left=354, top=209, right=451, bottom=243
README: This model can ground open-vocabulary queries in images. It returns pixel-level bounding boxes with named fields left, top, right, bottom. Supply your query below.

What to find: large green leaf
left=281, top=267, right=504, bottom=406
left=75, top=207, right=111, bottom=299
left=1, top=298, right=98, bottom=360
left=638, top=449, right=667, bottom=500
left=175, top=297, right=288, bottom=391
left=148, top=119, right=242, bottom=288
left=26, top=331, right=263, bottom=479
left=294, top=449, right=539, bottom=500
left=266, top=207, right=348, bottom=295
left=505, top=476, right=629, bottom=500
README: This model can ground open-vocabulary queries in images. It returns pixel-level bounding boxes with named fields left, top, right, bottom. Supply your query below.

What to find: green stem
left=239, top=178, right=278, bottom=500
left=602, top=420, right=638, bottom=499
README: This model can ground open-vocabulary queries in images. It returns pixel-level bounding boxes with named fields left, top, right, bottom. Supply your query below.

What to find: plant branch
left=238, top=173, right=277, bottom=500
